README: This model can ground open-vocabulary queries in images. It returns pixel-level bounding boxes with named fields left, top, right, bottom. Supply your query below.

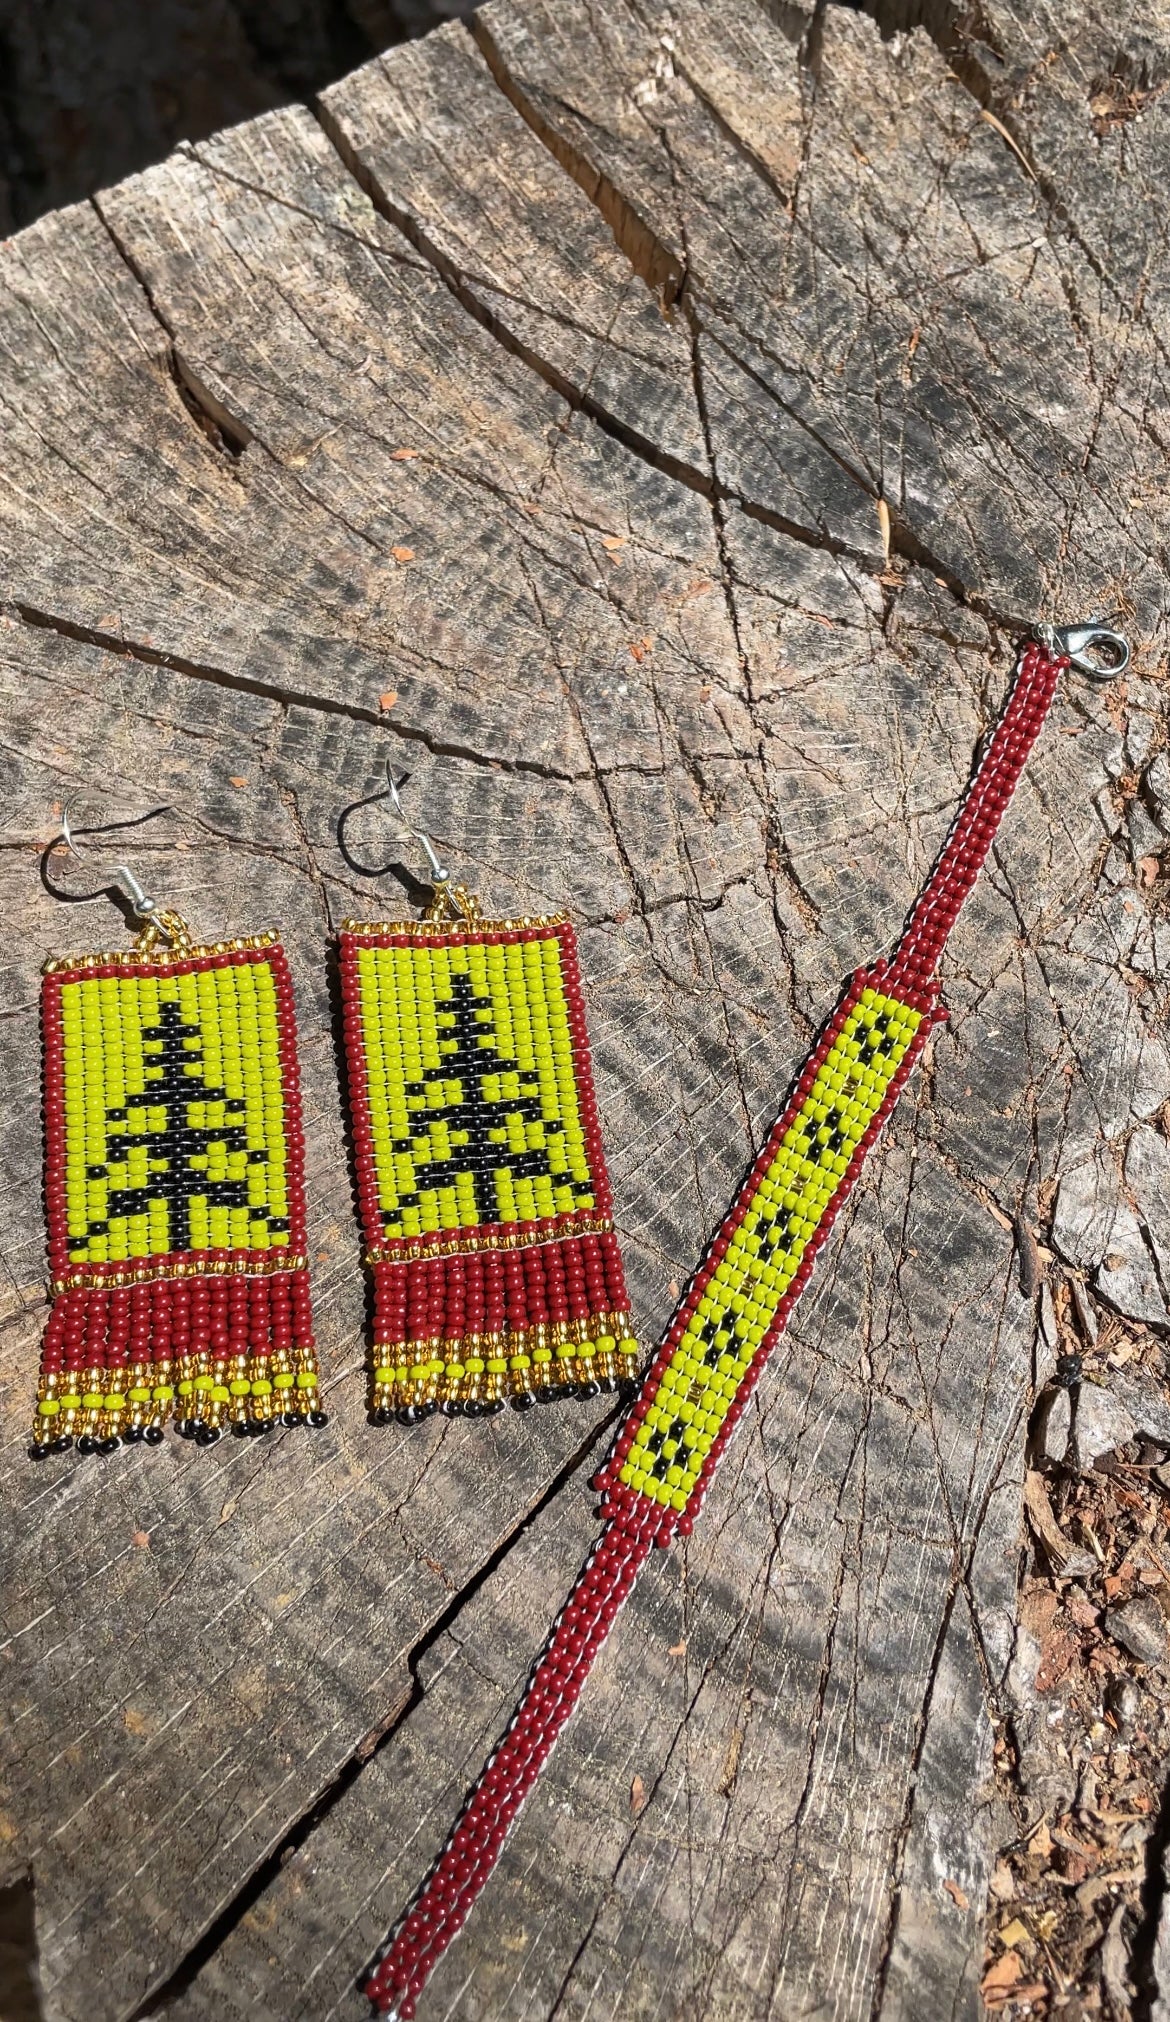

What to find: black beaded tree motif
left=387, top=971, right=591, bottom=1233
left=84, top=998, right=287, bottom=1253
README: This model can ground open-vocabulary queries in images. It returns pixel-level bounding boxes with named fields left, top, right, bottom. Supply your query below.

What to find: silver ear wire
left=58, top=801, right=168, bottom=923
left=380, top=767, right=451, bottom=893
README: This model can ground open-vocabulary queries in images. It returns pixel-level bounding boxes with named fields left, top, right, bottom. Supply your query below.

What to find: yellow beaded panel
left=619, top=988, right=922, bottom=1512
left=60, top=962, right=290, bottom=1265
left=356, top=935, right=595, bottom=1240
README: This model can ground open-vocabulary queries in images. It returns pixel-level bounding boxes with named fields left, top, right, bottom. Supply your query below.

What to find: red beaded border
left=339, top=917, right=635, bottom=1412
left=42, top=941, right=309, bottom=1281
left=339, top=919, right=615, bottom=1255
left=595, top=962, right=942, bottom=1543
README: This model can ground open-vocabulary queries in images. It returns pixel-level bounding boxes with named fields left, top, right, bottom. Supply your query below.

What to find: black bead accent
left=76, top=1435, right=98, bottom=1455
left=144, top=1425, right=165, bottom=1445
left=230, top=1421, right=251, bottom=1437
left=51, top=1434, right=74, bottom=1453
left=122, top=1425, right=144, bottom=1444
left=28, top=1442, right=50, bottom=1461
left=511, top=1390, right=537, bottom=1412
left=76, top=999, right=292, bottom=1254
left=99, top=1436, right=121, bottom=1454
left=370, top=1407, right=394, bottom=1426
left=576, top=1380, right=602, bottom=1400
left=194, top=1424, right=221, bottom=1445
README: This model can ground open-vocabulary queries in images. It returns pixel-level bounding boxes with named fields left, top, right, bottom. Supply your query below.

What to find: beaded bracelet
left=362, top=620, right=1128, bottom=2017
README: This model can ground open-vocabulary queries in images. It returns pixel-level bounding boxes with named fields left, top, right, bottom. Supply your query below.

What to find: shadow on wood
left=0, top=0, right=1169, bottom=2017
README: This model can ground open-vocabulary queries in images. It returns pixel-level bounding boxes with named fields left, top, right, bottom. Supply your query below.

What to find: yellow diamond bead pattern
left=58, top=961, right=291, bottom=1266
left=619, top=987, right=922, bottom=1512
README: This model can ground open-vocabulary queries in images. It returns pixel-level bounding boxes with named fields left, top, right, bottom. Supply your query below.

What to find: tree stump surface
left=1, top=2, right=1168, bottom=2018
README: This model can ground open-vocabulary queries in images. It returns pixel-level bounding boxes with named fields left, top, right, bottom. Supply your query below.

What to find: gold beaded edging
left=51, top=1252, right=308, bottom=1296
left=365, top=1215, right=614, bottom=1267
left=43, top=932, right=279, bottom=976
left=31, top=1343, right=323, bottom=1446
left=340, top=915, right=570, bottom=939
left=370, top=1312, right=639, bottom=1414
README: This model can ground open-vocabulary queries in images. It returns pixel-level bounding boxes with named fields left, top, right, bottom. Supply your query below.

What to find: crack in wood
left=8, top=602, right=578, bottom=782
left=130, top=1407, right=622, bottom=2019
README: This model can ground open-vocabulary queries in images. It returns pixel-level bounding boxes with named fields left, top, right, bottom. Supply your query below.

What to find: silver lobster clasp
left=1034, top=620, right=1130, bottom=681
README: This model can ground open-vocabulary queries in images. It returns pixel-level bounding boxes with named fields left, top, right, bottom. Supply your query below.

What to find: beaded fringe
left=31, top=1267, right=323, bottom=1454
left=369, top=1313, right=639, bottom=1419
left=368, top=1234, right=638, bottom=1420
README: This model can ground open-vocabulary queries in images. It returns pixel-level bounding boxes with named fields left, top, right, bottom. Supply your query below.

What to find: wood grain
left=1, top=1, right=1168, bottom=2018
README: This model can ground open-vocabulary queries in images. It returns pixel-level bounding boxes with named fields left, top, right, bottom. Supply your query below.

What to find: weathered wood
left=1, top=1, right=1168, bottom=2017
left=0, top=0, right=463, bottom=235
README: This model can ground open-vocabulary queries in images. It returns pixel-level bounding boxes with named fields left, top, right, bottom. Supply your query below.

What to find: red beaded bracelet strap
left=363, top=622, right=1127, bottom=2018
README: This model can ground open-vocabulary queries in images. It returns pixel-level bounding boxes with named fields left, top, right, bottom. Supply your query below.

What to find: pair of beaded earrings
left=30, top=781, right=639, bottom=1458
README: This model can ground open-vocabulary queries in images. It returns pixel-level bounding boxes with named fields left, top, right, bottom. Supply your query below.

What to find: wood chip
left=876, top=496, right=891, bottom=563
left=1075, top=1863, right=1141, bottom=1911
left=1035, top=1622, right=1080, bottom=1692
left=1024, top=1471, right=1073, bottom=1562
left=943, top=1878, right=969, bottom=1910
left=978, top=106, right=1035, bottom=178
left=720, top=1727, right=744, bottom=1796
left=1100, top=1903, right=1132, bottom=2011
left=391, top=546, right=415, bottom=563
left=379, top=690, right=398, bottom=711
left=1013, top=1210, right=1042, bottom=1298
left=981, top=1949, right=1024, bottom=1999
left=630, top=1774, right=647, bottom=1816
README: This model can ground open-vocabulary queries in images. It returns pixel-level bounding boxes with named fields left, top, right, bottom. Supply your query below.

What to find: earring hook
left=56, top=801, right=169, bottom=919
left=44, top=802, right=193, bottom=955
left=337, top=761, right=475, bottom=909
left=381, top=767, right=451, bottom=890
left=337, top=766, right=481, bottom=923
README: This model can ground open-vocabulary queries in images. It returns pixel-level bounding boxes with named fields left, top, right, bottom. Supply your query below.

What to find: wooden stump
left=1, top=2, right=1168, bottom=2017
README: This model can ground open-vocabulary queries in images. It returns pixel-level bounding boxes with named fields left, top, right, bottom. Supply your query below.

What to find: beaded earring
left=31, top=810, right=324, bottom=1457
left=337, top=768, right=639, bottom=1423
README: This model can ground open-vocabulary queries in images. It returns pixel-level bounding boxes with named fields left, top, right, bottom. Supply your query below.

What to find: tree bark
left=1, top=2, right=1168, bottom=2018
